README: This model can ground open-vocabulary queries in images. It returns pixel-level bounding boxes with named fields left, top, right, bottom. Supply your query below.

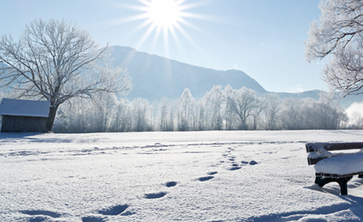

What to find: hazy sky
left=1, top=0, right=325, bottom=93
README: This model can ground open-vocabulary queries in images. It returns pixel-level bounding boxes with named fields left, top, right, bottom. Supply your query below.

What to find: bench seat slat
left=316, top=171, right=363, bottom=179
left=325, top=143, right=363, bottom=151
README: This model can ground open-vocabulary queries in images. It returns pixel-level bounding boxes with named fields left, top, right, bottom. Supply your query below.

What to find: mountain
left=110, top=46, right=363, bottom=109
left=277, top=90, right=363, bottom=109
left=110, top=46, right=266, bottom=101
left=277, top=90, right=321, bottom=101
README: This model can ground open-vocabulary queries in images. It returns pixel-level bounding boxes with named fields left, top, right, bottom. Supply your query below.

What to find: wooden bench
left=306, top=142, right=363, bottom=195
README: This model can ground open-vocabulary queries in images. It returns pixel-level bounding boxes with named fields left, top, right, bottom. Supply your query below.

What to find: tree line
left=52, top=85, right=348, bottom=133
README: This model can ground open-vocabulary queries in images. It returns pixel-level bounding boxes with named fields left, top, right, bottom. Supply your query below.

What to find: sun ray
left=103, top=0, right=209, bottom=63
left=134, top=21, right=158, bottom=49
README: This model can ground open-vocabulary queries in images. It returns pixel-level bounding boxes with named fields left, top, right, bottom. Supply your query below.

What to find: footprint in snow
left=197, top=176, right=214, bottom=182
left=165, top=181, right=177, bottom=187
left=82, top=216, right=106, bottom=222
left=228, top=162, right=242, bottom=171
left=249, top=160, right=258, bottom=165
left=144, top=192, right=168, bottom=199
left=241, top=160, right=258, bottom=165
left=98, top=204, right=130, bottom=216
left=20, top=210, right=61, bottom=218
left=229, top=166, right=242, bottom=171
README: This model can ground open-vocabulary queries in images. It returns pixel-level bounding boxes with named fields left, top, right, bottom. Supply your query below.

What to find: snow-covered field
left=1, top=130, right=363, bottom=222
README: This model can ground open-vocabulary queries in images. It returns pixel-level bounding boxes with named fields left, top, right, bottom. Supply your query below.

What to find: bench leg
left=337, top=178, right=348, bottom=195
left=315, top=176, right=352, bottom=195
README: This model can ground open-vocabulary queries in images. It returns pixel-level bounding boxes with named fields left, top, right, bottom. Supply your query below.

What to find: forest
left=48, top=85, right=350, bottom=133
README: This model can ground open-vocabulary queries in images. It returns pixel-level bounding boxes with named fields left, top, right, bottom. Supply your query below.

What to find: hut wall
left=1, top=115, right=48, bottom=133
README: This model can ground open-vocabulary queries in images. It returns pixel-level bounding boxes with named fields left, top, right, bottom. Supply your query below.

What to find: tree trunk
left=46, top=106, right=58, bottom=132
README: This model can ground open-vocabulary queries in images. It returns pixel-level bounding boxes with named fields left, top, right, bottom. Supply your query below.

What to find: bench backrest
left=306, top=142, right=363, bottom=165
left=306, top=142, right=363, bottom=152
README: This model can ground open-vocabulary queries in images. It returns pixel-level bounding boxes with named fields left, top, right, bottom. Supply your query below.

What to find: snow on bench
left=306, top=142, right=363, bottom=195
left=315, top=152, right=363, bottom=176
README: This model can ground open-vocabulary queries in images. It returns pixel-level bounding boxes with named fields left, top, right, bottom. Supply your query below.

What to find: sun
left=133, top=0, right=198, bottom=53
left=146, top=0, right=182, bottom=29
left=114, top=0, right=206, bottom=58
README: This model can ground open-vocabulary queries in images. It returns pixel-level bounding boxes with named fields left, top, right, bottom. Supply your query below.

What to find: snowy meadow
left=1, top=130, right=363, bottom=221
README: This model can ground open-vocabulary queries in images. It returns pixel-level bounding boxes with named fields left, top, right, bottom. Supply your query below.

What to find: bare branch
left=305, top=0, right=363, bottom=96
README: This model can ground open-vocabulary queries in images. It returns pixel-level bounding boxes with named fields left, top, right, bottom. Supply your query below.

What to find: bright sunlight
left=146, top=0, right=182, bottom=29
left=132, top=0, right=203, bottom=55
left=114, top=0, right=206, bottom=58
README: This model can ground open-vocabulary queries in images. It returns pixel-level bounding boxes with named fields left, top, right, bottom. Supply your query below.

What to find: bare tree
left=203, top=86, right=225, bottom=130
left=178, top=88, right=194, bottom=131
left=228, top=87, right=260, bottom=130
left=157, top=97, right=176, bottom=131
left=280, top=98, right=303, bottom=130
left=131, top=98, right=153, bottom=132
left=263, top=94, right=280, bottom=130
left=305, top=0, right=363, bottom=96
left=0, top=18, right=131, bottom=132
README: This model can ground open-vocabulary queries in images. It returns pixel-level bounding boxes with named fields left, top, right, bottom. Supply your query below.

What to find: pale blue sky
left=0, top=0, right=325, bottom=93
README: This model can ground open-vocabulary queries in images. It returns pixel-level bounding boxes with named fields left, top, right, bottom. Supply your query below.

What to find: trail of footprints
left=221, top=146, right=258, bottom=171
left=20, top=146, right=258, bottom=221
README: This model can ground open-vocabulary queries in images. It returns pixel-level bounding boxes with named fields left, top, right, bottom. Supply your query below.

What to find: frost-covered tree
left=263, top=94, right=281, bottom=130
left=0, top=18, right=132, bottom=132
left=131, top=98, right=153, bottom=132
left=55, top=97, right=91, bottom=133
left=228, top=87, right=260, bottom=130
left=110, top=98, right=134, bottom=132
left=178, top=88, right=195, bottom=131
left=280, top=98, right=303, bottom=130
left=90, top=92, right=118, bottom=132
left=305, top=0, right=363, bottom=96
left=348, top=111, right=363, bottom=129
left=197, top=100, right=206, bottom=130
left=157, top=97, right=176, bottom=131
left=224, top=85, right=235, bottom=130
left=203, top=86, right=225, bottom=130
left=317, top=92, right=347, bottom=129
left=296, top=97, right=346, bottom=130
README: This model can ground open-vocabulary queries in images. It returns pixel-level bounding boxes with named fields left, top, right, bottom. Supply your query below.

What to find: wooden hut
left=0, top=98, right=50, bottom=133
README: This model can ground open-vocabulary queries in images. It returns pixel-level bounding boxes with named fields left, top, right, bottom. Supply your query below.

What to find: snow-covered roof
left=0, top=98, right=50, bottom=117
